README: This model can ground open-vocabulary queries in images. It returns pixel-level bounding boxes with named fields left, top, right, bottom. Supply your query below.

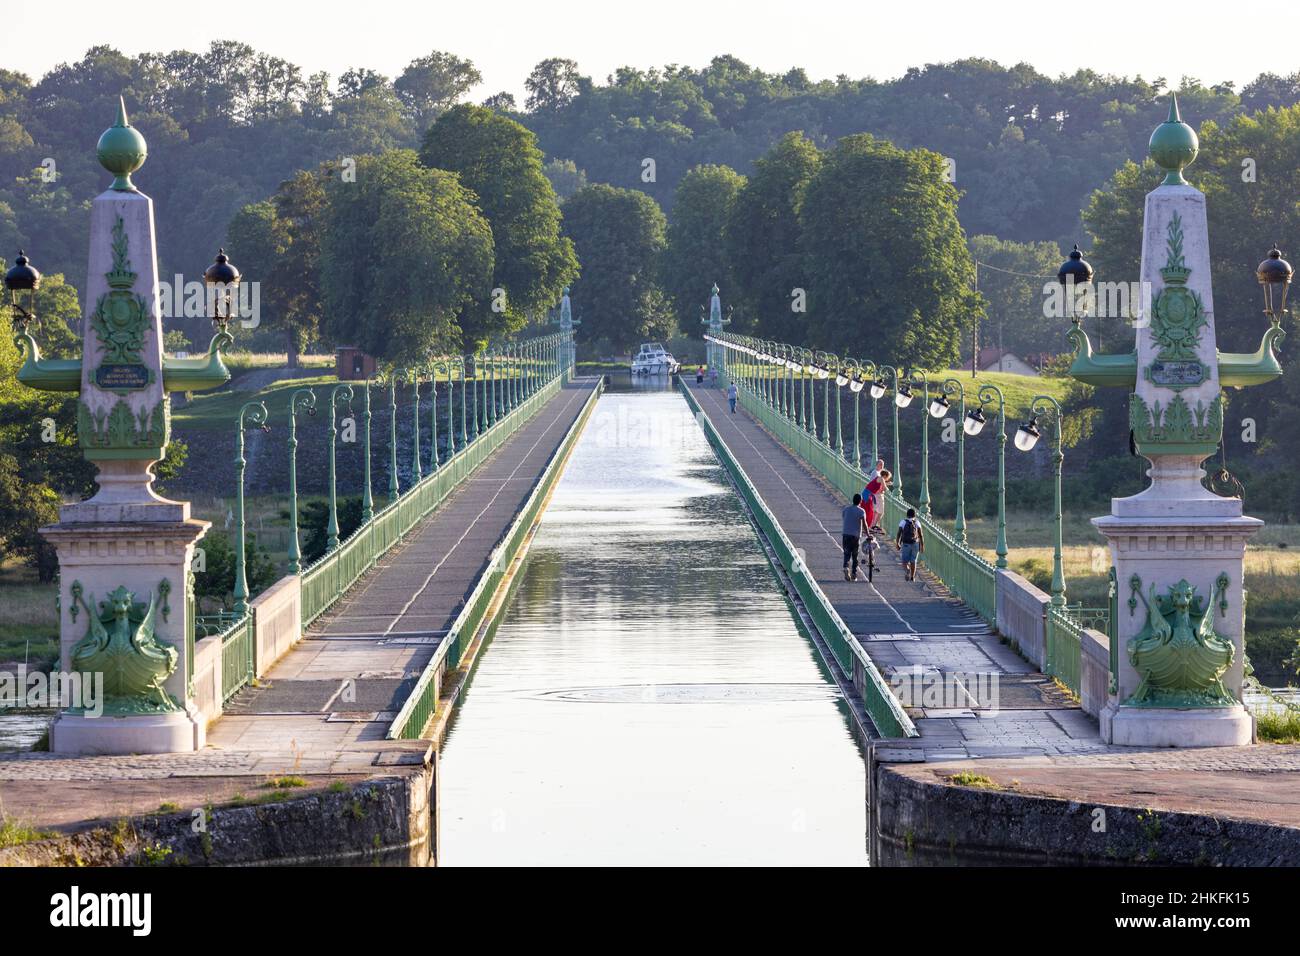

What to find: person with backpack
left=841, top=493, right=868, bottom=581
left=895, top=507, right=924, bottom=582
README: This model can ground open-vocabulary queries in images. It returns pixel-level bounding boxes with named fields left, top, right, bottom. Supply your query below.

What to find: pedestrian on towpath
left=727, top=381, right=738, bottom=413
left=896, top=507, right=925, bottom=582
left=863, top=468, right=890, bottom=532
left=841, top=493, right=868, bottom=581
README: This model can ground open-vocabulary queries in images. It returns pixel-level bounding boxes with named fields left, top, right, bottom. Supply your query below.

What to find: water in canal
left=438, top=388, right=868, bottom=865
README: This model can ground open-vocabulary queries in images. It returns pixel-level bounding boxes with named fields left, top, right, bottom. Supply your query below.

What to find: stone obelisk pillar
left=557, top=286, right=578, bottom=380
left=702, top=283, right=729, bottom=376
left=1094, top=97, right=1257, bottom=746
left=42, top=100, right=210, bottom=754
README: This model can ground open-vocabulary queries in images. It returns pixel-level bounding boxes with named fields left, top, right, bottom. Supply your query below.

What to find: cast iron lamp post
left=434, top=361, right=444, bottom=473
left=937, top=378, right=972, bottom=543
left=1015, top=395, right=1066, bottom=606
left=973, top=382, right=1009, bottom=569
left=285, top=387, right=316, bottom=574
left=233, top=400, right=269, bottom=616
left=409, top=368, right=422, bottom=483
left=813, top=350, right=833, bottom=443
left=326, top=383, right=354, bottom=553
left=908, top=370, right=932, bottom=516
left=880, top=365, right=903, bottom=498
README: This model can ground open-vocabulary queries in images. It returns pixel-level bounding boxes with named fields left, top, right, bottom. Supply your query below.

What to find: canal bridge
left=7, top=96, right=1298, bottom=866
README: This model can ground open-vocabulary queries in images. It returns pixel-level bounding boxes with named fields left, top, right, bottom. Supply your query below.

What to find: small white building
left=976, top=347, right=1039, bottom=377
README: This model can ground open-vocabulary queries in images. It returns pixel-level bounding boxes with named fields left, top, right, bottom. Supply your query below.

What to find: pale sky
left=6, top=0, right=1266, bottom=98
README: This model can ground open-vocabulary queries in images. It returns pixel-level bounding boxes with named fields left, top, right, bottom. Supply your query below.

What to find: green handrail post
left=286, top=387, right=315, bottom=575
left=977, top=382, right=1009, bottom=568
left=327, top=382, right=354, bottom=553
left=940, top=378, right=968, bottom=544
left=233, top=400, right=268, bottom=616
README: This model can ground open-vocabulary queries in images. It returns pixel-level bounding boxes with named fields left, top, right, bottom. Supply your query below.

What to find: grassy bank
left=0, top=563, right=58, bottom=668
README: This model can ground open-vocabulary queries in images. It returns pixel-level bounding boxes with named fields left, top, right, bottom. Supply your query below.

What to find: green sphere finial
left=1149, top=93, right=1198, bottom=186
left=97, top=95, right=147, bottom=191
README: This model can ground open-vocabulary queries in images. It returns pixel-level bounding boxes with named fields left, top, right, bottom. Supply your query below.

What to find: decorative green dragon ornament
left=1128, top=576, right=1234, bottom=707
left=68, top=583, right=179, bottom=715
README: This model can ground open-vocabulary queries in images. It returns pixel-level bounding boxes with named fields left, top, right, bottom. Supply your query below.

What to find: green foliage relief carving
left=1149, top=213, right=1208, bottom=364
left=89, top=217, right=152, bottom=369
left=78, top=396, right=168, bottom=452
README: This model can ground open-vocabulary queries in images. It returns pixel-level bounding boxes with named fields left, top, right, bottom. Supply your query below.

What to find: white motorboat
left=630, top=342, right=680, bottom=376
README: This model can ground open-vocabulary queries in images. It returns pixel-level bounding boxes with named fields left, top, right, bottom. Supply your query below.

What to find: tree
left=724, top=132, right=821, bottom=342
left=395, top=51, right=482, bottom=131
left=798, top=134, right=981, bottom=370
left=419, top=105, right=577, bottom=347
left=482, top=92, right=517, bottom=113
left=561, top=184, right=673, bottom=351
left=320, top=150, right=493, bottom=363
left=542, top=158, right=586, bottom=199
left=226, top=168, right=331, bottom=367
left=525, top=58, right=582, bottom=113
left=662, top=164, right=746, bottom=332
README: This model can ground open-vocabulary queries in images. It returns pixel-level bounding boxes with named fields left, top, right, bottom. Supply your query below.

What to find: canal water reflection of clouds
left=438, top=392, right=868, bottom=866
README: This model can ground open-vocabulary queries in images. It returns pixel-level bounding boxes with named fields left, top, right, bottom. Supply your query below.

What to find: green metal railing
left=725, top=364, right=999, bottom=627
left=300, top=372, right=565, bottom=628
left=678, top=379, right=916, bottom=738
left=387, top=377, right=604, bottom=740
left=215, top=613, right=255, bottom=703
left=1045, top=604, right=1083, bottom=694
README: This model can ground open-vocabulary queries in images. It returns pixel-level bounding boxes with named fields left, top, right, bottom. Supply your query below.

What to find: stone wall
left=0, top=769, right=434, bottom=867
left=251, top=574, right=302, bottom=677
left=873, top=762, right=1300, bottom=865
left=995, top=570, right=1048, bottom=668
left=1080, top=628, right=1111, bottom=718
left=192, top=633, right=224, bottom=726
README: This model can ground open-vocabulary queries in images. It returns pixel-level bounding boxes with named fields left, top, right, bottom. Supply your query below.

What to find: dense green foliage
left=798, top=135, right=979, bottom=369
left=418, top=105, right=577, bottom=347
left=660, top=164, right=745, bottom=325
left=225, top=169, right=329, bottom=366
left=561, top=184, right=673, bottom=351
left=319, top=150, right=494, bottom=362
